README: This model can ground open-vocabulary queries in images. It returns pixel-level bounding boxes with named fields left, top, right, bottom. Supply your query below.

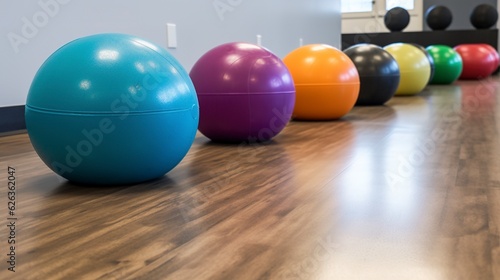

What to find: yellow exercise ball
left=383, top=43, right=431, bottom=95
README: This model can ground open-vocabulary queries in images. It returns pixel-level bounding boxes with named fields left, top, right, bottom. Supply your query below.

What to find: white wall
left=0, top=0, right=341, bottom=107
left=342, top=0, right=423, bottom=33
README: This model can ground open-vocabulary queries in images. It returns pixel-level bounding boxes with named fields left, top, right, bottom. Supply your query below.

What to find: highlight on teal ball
left=26, top=33, right=199, bottom=185
left=425, top=45, right=463, bottom=85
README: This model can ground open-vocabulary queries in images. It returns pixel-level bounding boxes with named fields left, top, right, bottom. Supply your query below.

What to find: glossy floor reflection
left=1, top=77, right=500, bottom=279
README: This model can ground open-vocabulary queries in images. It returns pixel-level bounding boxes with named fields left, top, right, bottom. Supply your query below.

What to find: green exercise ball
left=425, top=45, right=463, bottom=84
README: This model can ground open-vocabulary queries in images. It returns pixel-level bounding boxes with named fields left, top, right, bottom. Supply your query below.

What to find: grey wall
left=423, top=0, right=497, bottom=30
left=0, top=0, right=341, bottom=106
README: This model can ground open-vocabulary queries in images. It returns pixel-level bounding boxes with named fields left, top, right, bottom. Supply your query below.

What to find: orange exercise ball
left=283, top=44, right=360, bottom=120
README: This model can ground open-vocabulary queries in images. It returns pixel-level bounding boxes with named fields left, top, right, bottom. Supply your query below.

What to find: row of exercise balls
left=426, top=4, right=498, bottom=31
left=191, top=43, right=361, bottom=139
left=345, top=43, right=453, bottom=98
left=190, top=43, right=498, bottom=137
left=425, top=44, right=500, bottom=82
left=26, top=35, right=360, bottom=185
left=192, top=42, right=499, bottom=141
left=386, top=4, right=498, bottom=32
left=25, top=33, right=499, bottom=185
left=344, top=42, right=499, bottom=100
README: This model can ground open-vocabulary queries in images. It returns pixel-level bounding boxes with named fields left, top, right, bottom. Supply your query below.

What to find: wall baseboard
left=0, top=105, right=26, bottom=133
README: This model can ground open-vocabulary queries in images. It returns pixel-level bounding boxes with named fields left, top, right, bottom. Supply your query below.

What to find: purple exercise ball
left=190, top=42, right=296, bottom=143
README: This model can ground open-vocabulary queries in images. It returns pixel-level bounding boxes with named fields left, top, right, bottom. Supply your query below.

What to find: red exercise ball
left=454, top=44, right=498, bottom=79
left=479, top=44, right=500, bottom=70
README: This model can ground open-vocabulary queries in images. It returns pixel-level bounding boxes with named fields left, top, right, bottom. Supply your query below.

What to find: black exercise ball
left=410, top=43, right=435, bottom=84
left=470, top=4, right=498, bottom=29
left=384, top=7, right=410, bottom=32
left=344, top=44, right=400, bottom=106
left=425, top=5, right=453, bottom=30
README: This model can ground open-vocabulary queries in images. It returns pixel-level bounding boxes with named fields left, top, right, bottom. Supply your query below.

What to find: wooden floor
left=2, top=77, right=500, bottom=280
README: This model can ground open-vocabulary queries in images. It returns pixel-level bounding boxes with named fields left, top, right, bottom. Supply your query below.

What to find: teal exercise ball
left=26, top=33, right=199, bottom=185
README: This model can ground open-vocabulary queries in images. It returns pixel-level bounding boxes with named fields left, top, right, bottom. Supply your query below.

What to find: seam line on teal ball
left=26, top=104, right=193, bottom=115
